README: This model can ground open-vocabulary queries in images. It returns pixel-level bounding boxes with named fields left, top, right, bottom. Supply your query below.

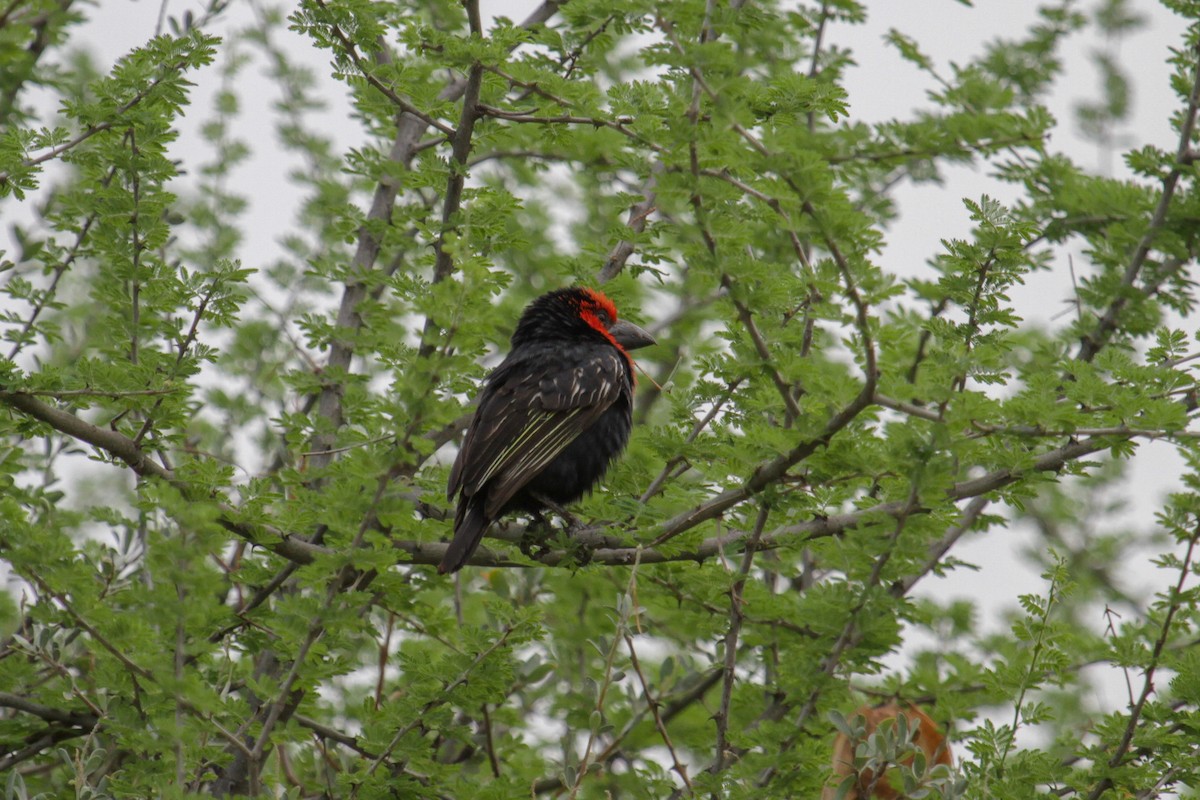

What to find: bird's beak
left=608, top=319, right=656, bottom=351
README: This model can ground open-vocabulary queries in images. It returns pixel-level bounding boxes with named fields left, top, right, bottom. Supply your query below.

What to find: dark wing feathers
left=449, top=349, right=628, bottom=515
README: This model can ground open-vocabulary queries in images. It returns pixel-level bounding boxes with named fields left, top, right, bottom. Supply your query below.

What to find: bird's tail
left=438, top=497, right=489, bottom=574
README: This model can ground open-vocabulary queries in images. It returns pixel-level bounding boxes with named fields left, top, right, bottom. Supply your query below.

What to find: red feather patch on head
left=576, top=288, right=636, bottom=381
left=583, top=288, right=619, bottom=321
left=576, top=288, right=619, bottom=344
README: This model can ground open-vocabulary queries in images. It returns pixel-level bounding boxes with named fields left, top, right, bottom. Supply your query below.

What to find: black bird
left=441, top=287, right=655, bottom=573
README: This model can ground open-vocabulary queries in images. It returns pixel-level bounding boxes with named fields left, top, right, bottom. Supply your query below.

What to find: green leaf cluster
left=4, top=1, right=1200, bottom=798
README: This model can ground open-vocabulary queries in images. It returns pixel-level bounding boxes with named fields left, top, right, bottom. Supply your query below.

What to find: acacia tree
left=2, top=0, right=1199, bottom=797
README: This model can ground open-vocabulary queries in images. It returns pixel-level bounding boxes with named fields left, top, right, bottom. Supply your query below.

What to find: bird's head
left=512, top=287, right=656, bottom=354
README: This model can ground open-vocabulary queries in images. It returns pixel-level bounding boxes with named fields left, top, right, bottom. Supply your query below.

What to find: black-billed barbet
left=440, top=288, right=656, bottom=573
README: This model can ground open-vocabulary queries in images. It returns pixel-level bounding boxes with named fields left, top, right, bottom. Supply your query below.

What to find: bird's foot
left=529, top=493, right=580, bottom=529
left=562, top=534, right=594, bottom=568
left=519, top=510, right=554, bottom=560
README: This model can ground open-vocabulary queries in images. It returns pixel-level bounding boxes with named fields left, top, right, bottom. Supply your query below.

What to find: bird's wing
left=448, top=349, right=628, bottom=516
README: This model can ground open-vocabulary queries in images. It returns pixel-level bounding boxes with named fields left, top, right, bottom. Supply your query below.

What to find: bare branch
left=597, top=164, right=660, bottom=284
left=0, top=691, right=98, bottom=729
left=418, top=53, right=484, bottom=356
left=394, top=428, right=1113, bottom=569
left=0, top=390, right=173, bottom=481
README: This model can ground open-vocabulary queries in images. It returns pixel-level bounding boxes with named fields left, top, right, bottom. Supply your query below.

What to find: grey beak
left=608, top=319, right=656, bottom=351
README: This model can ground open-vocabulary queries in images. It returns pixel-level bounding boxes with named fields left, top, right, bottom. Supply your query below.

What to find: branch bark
left=306, top=0, right=566, bottom=470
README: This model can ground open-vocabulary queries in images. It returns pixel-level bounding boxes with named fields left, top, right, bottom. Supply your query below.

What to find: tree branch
left=0, top=389, right=327, bottom=567
left=1085, top=523, right=1200, bottom=800
left=1076, top=40, right=1200, bottom=363
left=0, top=691, right=98, bottom=729
left=597, top=164, right=660, bottom=284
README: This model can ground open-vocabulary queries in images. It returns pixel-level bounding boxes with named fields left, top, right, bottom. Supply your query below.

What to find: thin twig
left=128, top=127, right=142, bottom=369
left=624, top=631, right=693, bottom=793
left=597, top=164, right=660, bottom=284
left=889, top=496, right=991, bottom=598
left=711, top=505, right=769, bottom=776
left=1085, top=524, right=1200, bottom=800
left=0, top=386, right=184, bottom=399
left=727, top=286, right=803, bottom=424
left=0, top=54, right=199, bottom=187
left=359, top=625, right=519, bottom=783
left=481, top=703, right=501, bottom=779
left=1077, top=40, right=1200, bottom=362
left=310, top=0, right=455, bottom=137
left=476, top=103, right=666, bottom=153
left=640, top=378, right=744, bottom=503
left=568, top=553, right=643, bottom=799
left=531, top=667, right=723, bottom=795
left=995, top=566, right=1063, bottom=780
left=6, top=164, right=118, bottom=361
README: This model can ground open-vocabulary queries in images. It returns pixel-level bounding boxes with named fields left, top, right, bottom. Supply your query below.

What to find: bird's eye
left=593, top=307, right=612, bottom=325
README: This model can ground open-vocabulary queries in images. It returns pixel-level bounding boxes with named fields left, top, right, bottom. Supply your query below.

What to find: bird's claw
left=529, top=493, right=580, bottom=529
left=564, top=535, right=594, bottom=567
left=519, top=512, right=554, bottom=560
left=519, top=501, right=594, bottom=565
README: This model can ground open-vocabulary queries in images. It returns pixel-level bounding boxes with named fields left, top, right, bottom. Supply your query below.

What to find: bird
left=440, top=287, right=656, bottom=574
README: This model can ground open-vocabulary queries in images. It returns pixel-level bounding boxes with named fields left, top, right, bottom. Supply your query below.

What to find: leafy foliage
left=2, top=0, right=1200, bottom=797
